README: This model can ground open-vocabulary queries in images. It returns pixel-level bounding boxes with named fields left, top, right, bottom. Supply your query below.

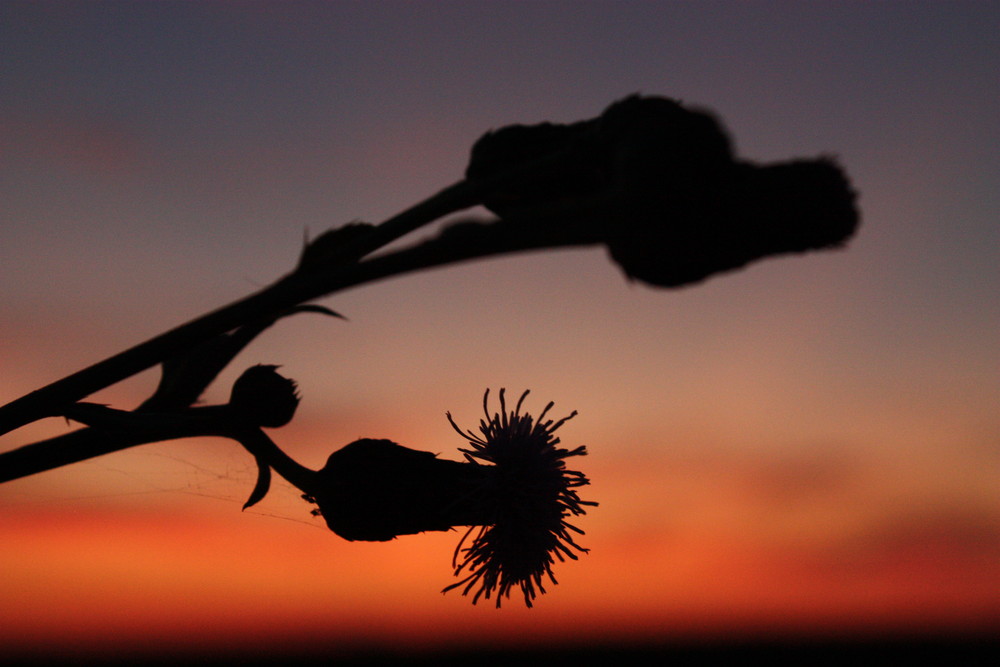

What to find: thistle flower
left=443, top=389, right=596, bottom=608
left=300, top=389, right=596, bottom=607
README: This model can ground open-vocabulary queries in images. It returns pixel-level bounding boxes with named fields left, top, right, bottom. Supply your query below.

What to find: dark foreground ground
left=7, top=636, right=998, bottom=666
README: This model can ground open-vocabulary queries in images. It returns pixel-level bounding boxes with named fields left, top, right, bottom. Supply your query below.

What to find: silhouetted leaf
left=144, top=305, right=342, bottom=411
left=242, top=456, right=272, bottom=510
left=289, top=304, right=346, bottom=320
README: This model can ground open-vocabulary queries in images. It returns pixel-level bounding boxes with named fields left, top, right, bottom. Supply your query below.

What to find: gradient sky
left=1, top=0, right=998, bottom=659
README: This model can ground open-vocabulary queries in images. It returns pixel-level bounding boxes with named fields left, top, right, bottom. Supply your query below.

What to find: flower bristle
left=444, top=388, right=596, bottom=607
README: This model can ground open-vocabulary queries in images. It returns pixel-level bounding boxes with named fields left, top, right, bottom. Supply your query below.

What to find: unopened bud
left=228, top=364, right=300, bottom=428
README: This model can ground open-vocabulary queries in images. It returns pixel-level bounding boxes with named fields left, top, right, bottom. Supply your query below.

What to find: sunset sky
left=1, top=1, right=998, bottom=660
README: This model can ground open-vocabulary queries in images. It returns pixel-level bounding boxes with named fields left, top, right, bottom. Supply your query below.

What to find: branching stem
left=0, top=180, right=476, bottom=440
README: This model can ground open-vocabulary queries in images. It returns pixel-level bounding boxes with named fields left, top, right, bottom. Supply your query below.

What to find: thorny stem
left=0, top=117, right=622, bottom=485
left=0, top=180, right=477, bottom=440
left=0, top=140, right=603, bottom=443
left=0, top=211, right=599, bottom=483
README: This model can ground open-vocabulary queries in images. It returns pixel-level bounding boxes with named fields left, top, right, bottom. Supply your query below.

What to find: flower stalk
left=49, top=377, right=598, bottom=607
left=0, top=95, right=858, bottom=445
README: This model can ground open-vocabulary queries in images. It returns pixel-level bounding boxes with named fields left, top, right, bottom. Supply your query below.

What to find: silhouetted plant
left=0, top=95, right=859, bottom=606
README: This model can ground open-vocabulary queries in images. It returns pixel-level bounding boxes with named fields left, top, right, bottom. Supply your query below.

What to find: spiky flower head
left=444, top=388, right=597, bottom=607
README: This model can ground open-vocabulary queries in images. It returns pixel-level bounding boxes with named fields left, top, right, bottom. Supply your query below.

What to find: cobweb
left=2, top=437, right=325, bottom=529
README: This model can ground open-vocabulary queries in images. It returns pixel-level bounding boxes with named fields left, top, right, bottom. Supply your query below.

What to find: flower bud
left=466, top=119, right=600, bottom=218
left=606, top=156, right=859, bottom=287
left=297, top=221, right=376, bottom=272
left=228, top=364, right=300, bottom=428
left=464, top=94, right=859, bottom=288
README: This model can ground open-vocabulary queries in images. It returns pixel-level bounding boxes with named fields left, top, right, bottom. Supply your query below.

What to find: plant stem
left=0, top=134, right=598, bottom=441
left=0, top=404, right=318, bottom=493
left=0, top=215, right=599, bottom=483
left=0, top=180, right=477, bottom=439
